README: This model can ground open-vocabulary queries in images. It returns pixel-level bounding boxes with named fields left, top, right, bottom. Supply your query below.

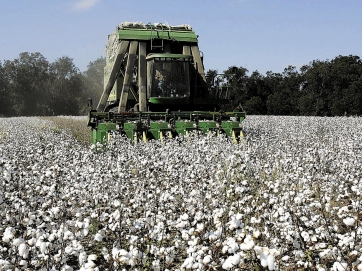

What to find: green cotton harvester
left=87, top=22, right=246, bottom=143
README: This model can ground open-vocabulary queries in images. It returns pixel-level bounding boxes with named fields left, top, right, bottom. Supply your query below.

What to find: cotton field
left=0, top=116, right=362, bottom=271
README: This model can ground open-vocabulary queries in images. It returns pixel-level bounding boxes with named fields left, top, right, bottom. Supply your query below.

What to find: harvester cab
left=88, top=22, right=245, bottom=143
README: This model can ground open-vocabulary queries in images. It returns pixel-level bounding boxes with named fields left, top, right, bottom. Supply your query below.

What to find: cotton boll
left=192, top=262, right=202, bottom=269
left=203, top=255, right=212, bottom=264
left=187, top=246, right=196, bottom=254
left=228, top=216, right=242, bottom=230
left=0, top=259, right=13, bottom=269
left=301, top=231, right=310, bottom=242
left=239, top=235, right=254, bottom=250
left=188, top=227, right=194, bottom=236
left=19, top=259, right=27, bottom=266
left=2, top=234, right=12, bottom=243
left=222, top=258, right=233, bottom=270
left=333, top=262, right=347, bottom=271
left=250, top=217, right=261, bottom=224
left=254, top=246, right=262, bottom=255
left=64, top=230, right=74, bottom=240
left=343, top=217, right=356, bottom=226
left=75, top=221, right=84, bottom=228
left=94, top=232, right=103, bottom=242
left=64, top=246, right=73, bottom=255
left=2, top=227, right=14, bottom=243
left=39, top=242, right=47, bottom=254
left=235, top=228, right=246, bottom=240
left=196, top=223, right=204, bottom=232
left=85, top=260, right=96, bottom=268
left=83, top=228, right=89, bottom=236
left=222, top=245, right=229, bottom=254
left=230, top=254, right=241, bottom=265
left=48, top=233, right=56, bottom=242
left=260, top=252, right=268, bottom=267
left=293, top=241, right=301, bottom=249
left=317, top=243, right=327, bottom=249
left=18, top=243, right=29, bottom=259
left=181, top=257, right=194, bottom=269
left=112, top=247, right=119, bottom=259
left=61, top=265, right=73, bottom=271
left=253, top=230, right=261, bottom=239
left=53, top=253, right=62, bottom=263
left=165, top=255, right=174, bottom=264
left=181, top=230, right=190, bottom=240
left=267, top=254, right=275, bottom=270
left=27, top=238, right=36, bottom=246
left=269, top=249, right=280, bottom=257
left=12, top=238, right=25, bottom=247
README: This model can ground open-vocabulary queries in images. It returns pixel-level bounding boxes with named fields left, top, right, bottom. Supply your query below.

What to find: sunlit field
left=1, top=116, right=362, bottom=271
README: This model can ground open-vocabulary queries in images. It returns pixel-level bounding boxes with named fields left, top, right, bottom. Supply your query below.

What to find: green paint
left=117, top=29, right=198, bottom=42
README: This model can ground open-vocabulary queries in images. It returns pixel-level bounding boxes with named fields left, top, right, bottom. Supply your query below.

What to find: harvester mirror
left=87, top=98, right=93, bottom=109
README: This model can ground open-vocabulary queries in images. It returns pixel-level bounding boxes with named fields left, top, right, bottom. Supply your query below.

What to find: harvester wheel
left=231, top=130, right=245, bottom=144
left=133, top=131, right=148, bottom=143
left=159, top=131, right=172, bottom=142
left=232, top=130, right=238, bottom=143
left=142, top=131, right=147, bottom=142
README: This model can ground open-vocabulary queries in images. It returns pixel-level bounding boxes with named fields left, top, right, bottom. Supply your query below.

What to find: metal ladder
left=149, top=23, right=168, bottom=50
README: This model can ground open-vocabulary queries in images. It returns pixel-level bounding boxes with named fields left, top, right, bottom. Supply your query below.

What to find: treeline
left=1, top=53, right=361, bottom=116
left=0, top=52, right=105, bottom=116
left=215, top=54, right=362, bottom=116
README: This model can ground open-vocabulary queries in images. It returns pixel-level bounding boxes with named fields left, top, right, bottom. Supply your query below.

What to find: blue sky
left=1, top=0, right=361, bottom=75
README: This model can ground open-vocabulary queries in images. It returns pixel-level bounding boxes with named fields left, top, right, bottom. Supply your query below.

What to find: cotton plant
left=1, top=116, right=362, bottom=270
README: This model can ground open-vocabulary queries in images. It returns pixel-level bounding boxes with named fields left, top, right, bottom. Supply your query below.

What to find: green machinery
left=87, top=22, right=245, bottom=143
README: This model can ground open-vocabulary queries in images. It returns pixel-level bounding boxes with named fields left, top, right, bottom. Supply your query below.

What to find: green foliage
left=0, top=61, right=11, bottom=116
left=80, top=57, right=105, bottom=114
left=0, top=53, right=104, bottom=117
left=49, top=56, right=83, bottom=115
left=2, top=52, right=51, bottom=116
left=221, top=55, right=362, bottom=116
left=1, top=50, right=362, bottom=117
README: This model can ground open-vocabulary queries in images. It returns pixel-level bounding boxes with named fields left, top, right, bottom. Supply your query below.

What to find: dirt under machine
left=87, top=22, right=246, bottom=143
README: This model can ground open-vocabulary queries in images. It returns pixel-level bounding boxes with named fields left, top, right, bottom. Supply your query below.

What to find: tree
left=49, top=56, right=83, bottom=115
left=244, top=71, right=269, bottom=114
left=266, top=66, right=301, bottom=115
left=0, top=61, right=11, bottom=116
left=298, top=55, right=362, bottom=116
left=205, top=69, right=218, bottom=86
left=81, top=57, right=105, bottom=113
left=244, top=96, right=264, bottom=114
left=222, top=66, right=249, bottom=110
left=3, top=52, right=50, bottom=116
left=329, top=55, right=362, bottom=115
